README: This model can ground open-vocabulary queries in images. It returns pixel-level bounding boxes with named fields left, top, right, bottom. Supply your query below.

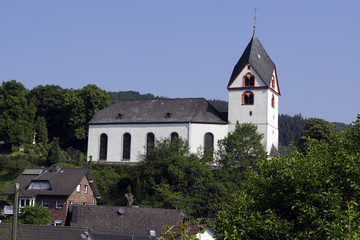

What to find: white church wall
left=88, top=123, right=189, bottom=163
left=266, top=124, right=279, bottom=151
left=188, top=123, right=228, bottom=154
left=87, top=122, right=229, bottom=163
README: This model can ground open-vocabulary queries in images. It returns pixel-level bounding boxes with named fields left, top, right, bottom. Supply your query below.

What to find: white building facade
left=87, top=33, right=280, bottom=163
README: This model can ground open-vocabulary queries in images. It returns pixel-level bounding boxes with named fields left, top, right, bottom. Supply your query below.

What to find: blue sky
left=1, top=1, right=359, bottom=124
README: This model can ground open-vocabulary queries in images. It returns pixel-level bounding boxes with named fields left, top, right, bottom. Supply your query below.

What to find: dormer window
left=28, top=181, right=51, bottom=190
left=243, top=73, right=255, bottom=87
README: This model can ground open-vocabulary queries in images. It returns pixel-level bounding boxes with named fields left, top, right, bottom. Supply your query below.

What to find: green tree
left=217, top=122, right=267, bottom=171
left=215, top=127, right=360, bottom=239
left=0, top=80, right=36, bottom=151
left=18, top=205, right=51, bottom=225
left=35, top=116, right=48, bottom=145
left=28, top=85, right=71, bottom=145
left=343, top=114, right=360, bottom=155
left=138, top=138, right=217, bottom=217
left=298, top=118, right=338, bottom=152
left=159, top=219, right=205, bottom=240
left=46, top=137, right=65, bottom=165
left=65, top=84, right=112, bottom=150
left=278, top=113, right=306, bottom=146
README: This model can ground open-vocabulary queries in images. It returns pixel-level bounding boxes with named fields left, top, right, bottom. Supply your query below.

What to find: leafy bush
left=19, top=205, right=51, bottom=225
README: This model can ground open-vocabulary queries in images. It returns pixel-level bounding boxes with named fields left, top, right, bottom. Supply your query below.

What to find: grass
left=0, top=169, right=16, bottom=197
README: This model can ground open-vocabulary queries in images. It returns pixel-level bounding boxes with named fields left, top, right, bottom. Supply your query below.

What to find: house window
left=271, top=94, right=275, bottom=108
left=83, top=202, right=87, bottom=205
left=84, top=185, right=88, bottom=194
left=123, top=133, right=131, bottom=160
left=242, top=91, right=254, bottom=105
left=69, top=200, right=73, bottom=205
left=19, top=198, right=35, bottom=208
left=243, top=73, right=255, bottom=86
left=171, top=132, right=179, bottom=141
left=99, top=133, right=108, bottom=160
left=56, top=200, right=64, bottom=209
left=41, top=200, right=49, bottom=208
left=146, top=132, right=155, bottom=153
left=204, top=133, right=214, bottom=152
left=76, top=184, right=80, bottom=192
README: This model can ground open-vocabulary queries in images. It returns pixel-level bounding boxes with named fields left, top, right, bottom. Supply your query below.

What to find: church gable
left=227, top=34, right=275, bottom=89
left=227, top=64, right=268, bottom=89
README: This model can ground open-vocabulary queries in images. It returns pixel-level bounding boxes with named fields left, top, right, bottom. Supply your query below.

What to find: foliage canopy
left=215, top=115, right=360, bottom=239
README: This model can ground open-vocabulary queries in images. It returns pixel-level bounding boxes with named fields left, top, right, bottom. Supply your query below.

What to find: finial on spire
left=253, top=8, right=257, bottom=35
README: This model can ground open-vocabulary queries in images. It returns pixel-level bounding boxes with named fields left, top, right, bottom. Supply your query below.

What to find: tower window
left=243, top=73, right=255, bottom=86
left=242, top=91, right=254, bottom=105
left=123, top=133, right=131, bottom=160
left=249, top=111, right=253, bottom=116
left=99, top=133, right=108, bottom=160
left=271, top=94, right=275, bottom=108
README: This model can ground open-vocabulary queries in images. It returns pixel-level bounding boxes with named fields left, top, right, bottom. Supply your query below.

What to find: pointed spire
left=253, top=8, right=257, bottom=36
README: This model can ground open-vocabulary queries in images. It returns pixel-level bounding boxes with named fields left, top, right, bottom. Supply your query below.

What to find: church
left=87, top=32, right=280, bottom=163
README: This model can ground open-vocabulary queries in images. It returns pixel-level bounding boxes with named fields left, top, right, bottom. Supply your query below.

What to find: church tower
left=227, top=33, right=280, bottom=156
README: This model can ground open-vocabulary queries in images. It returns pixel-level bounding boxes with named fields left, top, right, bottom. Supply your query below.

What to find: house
left=6, top=166, right=101, bottom=226
left=87, top=31, right=280, bottom=163
left=68, top=205, right=187, bottom=239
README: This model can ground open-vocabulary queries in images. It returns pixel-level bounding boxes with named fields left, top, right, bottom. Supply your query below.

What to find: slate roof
left=269, top=144, right=280, bottom=157
left=88, top=98, right=227, bottom=125
left=6, top=167, right=101, bottom=199
left=228, top=33, right=276, bottom=88
left=69, top=205, right=186, bottom=237
left=0, top=223, right=159, bottom=240
left=0, top=223, right=89, bottom=240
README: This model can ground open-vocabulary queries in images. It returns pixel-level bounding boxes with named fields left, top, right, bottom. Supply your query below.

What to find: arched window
left=123, top=133, right=131, bottom=160
left=243, top=73, right=255, bottom=86
left=146, top=132, right=155, bottom=153
left=99, top=133, right=108, bottom=160
left=204, top=133, right=214, bottom=151
left=271, top=94, right=275, bottom=108
left=171, top=132, right=179, bottom=141
left=242, top=91, right=254, bottom=105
